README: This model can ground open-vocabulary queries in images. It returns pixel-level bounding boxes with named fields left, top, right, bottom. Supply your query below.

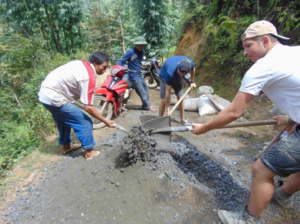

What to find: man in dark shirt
left=159, top=56, right=196, bottom=125
left=118, top=36, right=155, bottom=111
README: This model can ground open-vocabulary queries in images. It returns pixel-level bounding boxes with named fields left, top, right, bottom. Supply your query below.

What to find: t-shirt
left=38, top=60, right=97, bottom=107
left=240, top=44, right=300, bottom=123
left=117, top=47, right=144, bottom=80
left=159, top=56, right=194, bottom=86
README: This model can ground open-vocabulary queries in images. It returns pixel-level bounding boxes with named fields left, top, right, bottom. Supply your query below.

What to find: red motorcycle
left=90, top=55, right=137, bottom=129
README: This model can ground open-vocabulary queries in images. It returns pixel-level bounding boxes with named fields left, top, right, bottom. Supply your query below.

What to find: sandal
left=62, top=143, right=81, bottom=154
left=181, top=120, right=191, bottom=126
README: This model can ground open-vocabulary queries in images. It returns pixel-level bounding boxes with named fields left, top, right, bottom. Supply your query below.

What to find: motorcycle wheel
left=91, top=95, right=114, bottom=129
left=144, top=72, right=159, bottom=89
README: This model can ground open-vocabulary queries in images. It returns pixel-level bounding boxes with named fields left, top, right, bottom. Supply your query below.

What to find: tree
left=2, top=0, right=85, bottom=54
left=132, top=0, right=175, bottom=56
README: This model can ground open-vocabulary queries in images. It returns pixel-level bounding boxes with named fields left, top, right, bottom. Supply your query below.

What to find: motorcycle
left=142, top=54, right=161, bottom=89
left=89, top=54, right=137, bottom=129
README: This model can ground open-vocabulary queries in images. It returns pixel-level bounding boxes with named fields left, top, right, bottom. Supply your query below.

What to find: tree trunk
left=115, top=0, right=126, bottom=55
left=42, top=0, right=62, bottom=53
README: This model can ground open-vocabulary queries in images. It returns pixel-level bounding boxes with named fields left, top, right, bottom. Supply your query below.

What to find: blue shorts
left=260, top=125, right=300, bottom=177
left=41, top=102, right=96, bottom=150
left=160, top=79, right=184, bottom=99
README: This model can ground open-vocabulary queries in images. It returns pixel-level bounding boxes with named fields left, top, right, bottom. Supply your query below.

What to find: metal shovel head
left=141, top=115, right=171, bottom=147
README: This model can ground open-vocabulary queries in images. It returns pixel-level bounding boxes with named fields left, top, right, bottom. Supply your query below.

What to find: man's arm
left=192, top=91, right=254, bottom=134
left=190, top=67, right=196, bottom=89
left=117, top=50, right=132, bottom=66
left=84, top=105, right=114, bottom=128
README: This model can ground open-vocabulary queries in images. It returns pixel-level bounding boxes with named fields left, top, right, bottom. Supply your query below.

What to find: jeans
left=132, top=78, right=150, bottom=109
left=42, top=102, right=96, bottom=150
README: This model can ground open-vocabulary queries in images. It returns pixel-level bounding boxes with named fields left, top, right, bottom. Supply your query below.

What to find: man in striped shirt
left=38, top=51, right=114, bottom=160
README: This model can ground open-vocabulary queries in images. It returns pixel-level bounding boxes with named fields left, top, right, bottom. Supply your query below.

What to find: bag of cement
left=170, top=93, right=191, bottom=105
left=183, top=98, right=199, bottom=111
left=195, top=86, right=214, bottom=97
left=197, top=95, right=219, bottom=116
left=170, top=94, right=178, bottom=105
left=209, top=94, right=231, bottom=110
left=269, top=104, right=284, bottom=115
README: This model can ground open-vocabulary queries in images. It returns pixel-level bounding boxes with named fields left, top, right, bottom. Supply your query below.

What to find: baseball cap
left=133, top=36, right=148, bottom=45
left=241, top=20, right=290, bottom=41
left=177, top=59, right=192, bottom=73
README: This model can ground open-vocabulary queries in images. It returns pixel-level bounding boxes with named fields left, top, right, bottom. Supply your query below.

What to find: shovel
left=150, top=119, right=277, bottom=134
left=141, top=86, right=192, bottom=146
left=73, top=101, right=128, bottom=133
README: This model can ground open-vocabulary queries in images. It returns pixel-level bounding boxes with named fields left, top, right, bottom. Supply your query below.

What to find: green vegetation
left=182, top=0, right=300, bottom=99
left=0, top=0, right=184, bottom=178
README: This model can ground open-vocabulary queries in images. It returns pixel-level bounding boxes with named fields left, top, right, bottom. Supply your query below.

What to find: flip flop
left=149, top=106, right=157, bottom=112
left=86, top=151, right=100, bottom=161
left=62, top=143, right=81, bottom=154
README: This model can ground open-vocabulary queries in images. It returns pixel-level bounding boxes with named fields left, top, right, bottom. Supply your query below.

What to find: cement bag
left=170, top=93, right=191, bottom=105
left=209, top=94, right=231, bottom=111
left=183, top=98, right=199, bottom=111
left=195, top=86, right=214, bottom=97
left=197, top=95, right=219, bottom=116
left=170, top=94, right=178, bottom=105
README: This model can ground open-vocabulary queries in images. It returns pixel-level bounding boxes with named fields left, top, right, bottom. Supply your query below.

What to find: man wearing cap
left=159, top=56, right=196, bottom=125
left=117, top=36, right=156, bottom=111
left=191, top=20, right=300, bottom=223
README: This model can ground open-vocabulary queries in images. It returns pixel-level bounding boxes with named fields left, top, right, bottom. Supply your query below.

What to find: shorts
left=260, top=125, right=300, bottom=177
left=160, top=78, right=184, bottom=99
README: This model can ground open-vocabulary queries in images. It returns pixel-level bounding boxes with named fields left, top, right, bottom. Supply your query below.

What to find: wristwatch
left=191, top=81, right=195, bottom=83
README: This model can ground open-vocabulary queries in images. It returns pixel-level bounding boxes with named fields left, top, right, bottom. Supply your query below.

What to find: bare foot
left=149, top=106, right=157, bottom=112
left=85, top=150, right=100, bottom=160
left=62, top=143, right=81, bottom=154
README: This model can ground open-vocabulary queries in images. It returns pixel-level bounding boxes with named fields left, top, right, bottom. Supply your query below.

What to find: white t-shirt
left=38, top=60, right=97, bottom=107
left=239, top=44, right=300, bottom=123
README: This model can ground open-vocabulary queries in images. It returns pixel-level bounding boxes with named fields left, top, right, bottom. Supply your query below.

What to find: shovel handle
left=73, top=101, right=128, bottom=132
left=217, top=120, right=277, bottom=129
left=169, top=86, right=192, bottom=115
left=152, top=125, right=193, bottom=134
left=113, top=124, right=128, bottom=133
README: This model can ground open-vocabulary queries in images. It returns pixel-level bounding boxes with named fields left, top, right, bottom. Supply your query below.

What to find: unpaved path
left=1, top=82, right=300, bottom=223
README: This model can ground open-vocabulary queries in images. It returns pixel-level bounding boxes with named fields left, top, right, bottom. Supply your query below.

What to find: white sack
left=183, top=98, right=199, bottom=111
left=209, top=94, right=231, bottom=110
left=170, top=93, right=191, bottom=105
left=195, top=86, right=214, bottom=97
left=197, top=95, right=219, bottom=116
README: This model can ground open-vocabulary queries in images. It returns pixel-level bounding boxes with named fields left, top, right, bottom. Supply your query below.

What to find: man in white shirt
left=38, top=51, right=114, bottom=160
left=191, top=21, right=300, bottom=223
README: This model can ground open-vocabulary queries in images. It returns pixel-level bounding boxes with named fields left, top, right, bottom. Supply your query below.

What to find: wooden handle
left=255, top=124, right=294, bottom=159
left=217, top=120, right=277, bottom=129
left=169, top=86, right=192, bottom=115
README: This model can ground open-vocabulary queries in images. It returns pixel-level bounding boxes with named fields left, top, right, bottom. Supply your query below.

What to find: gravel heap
left=121, top=124, right=157, bottom=163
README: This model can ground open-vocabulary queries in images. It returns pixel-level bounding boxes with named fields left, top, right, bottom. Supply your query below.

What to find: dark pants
left=132, top=78, right=150, bottom=109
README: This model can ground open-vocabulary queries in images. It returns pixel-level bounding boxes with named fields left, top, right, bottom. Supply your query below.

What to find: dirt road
left=1, top=83, right=299, bottom=223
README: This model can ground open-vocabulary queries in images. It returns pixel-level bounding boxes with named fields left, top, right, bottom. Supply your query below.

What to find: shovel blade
left=142, top=116, right=171, bottom=147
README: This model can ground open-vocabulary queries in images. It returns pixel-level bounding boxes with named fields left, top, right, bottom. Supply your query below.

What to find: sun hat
left=177, top=59, right=192, bottom=73
left=241, top=20, right=290, bottom=41
left=134, top=36, right=148, bottom=45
